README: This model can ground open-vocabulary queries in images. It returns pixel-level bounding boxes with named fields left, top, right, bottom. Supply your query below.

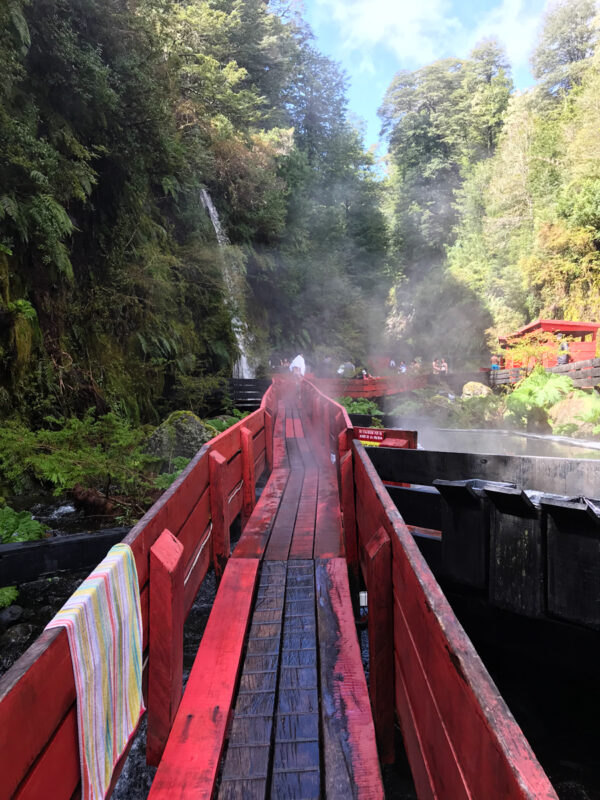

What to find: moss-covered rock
left=146, top=410, right=213, bottom=471
left=461, top=381, right=492, bottom=398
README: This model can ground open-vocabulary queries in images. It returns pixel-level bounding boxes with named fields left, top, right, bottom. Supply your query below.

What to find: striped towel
left=46, top=543, right=145, bottom=800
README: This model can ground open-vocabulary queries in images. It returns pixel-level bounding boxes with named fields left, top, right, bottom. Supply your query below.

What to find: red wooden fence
left=0, top=388, right=274, bottom=800
left=312, top=374, right=427, bottom=399
left=352, top=442, right=558, bottom=799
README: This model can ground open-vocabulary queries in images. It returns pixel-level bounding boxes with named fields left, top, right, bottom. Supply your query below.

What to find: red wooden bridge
left=0, top=377, right=558, bottom=799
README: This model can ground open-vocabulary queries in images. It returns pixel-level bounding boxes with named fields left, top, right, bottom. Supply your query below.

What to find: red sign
left=356, top=427, right=384, bottom=442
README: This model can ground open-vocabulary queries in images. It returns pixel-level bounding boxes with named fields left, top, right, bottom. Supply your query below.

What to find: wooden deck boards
left=150, top=391, right=382, bottom=798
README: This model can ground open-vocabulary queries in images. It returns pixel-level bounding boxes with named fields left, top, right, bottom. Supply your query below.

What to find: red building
left=499, top=319, right=600, bottom=368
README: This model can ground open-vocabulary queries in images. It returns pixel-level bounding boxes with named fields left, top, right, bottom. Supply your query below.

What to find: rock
left=145, top=411, right=213, bottom=471
left=526, top=406, right=552, bottom=434
left=1, top=622, right=34, bottom=647
left=462, top=381, right=492, bottom=398
left=548, top=392, right=597, bottom=436
left=0, top=605, right=23, bottom=631
left=71, top=485, right=115, bottom=516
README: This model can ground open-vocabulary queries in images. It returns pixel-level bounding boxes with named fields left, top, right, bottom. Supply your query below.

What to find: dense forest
left=381, top=0, right=600, bottom=367
left=1, top=0, right=599, bottom=427
left=0, top=0, right=388, bottom=424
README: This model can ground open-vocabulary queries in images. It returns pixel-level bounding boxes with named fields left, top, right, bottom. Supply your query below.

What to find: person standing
left=289, top=353, right=306, bottom=376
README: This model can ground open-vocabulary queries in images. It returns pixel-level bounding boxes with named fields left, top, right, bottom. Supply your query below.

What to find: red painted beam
left=147, top=558, right=259, bottom=800
left=365, top=526, right=394, bottom=764
left=147, top=529, right=185, bottom=766
left=209, top=451, right=229, bottom=579
left=316, top=559, right=384, bottom=798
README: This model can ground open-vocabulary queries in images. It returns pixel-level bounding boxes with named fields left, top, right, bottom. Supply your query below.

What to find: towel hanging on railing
left=46, top=542, right=145, bottom=800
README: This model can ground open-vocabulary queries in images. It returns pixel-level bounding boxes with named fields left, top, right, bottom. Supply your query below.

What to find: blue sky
left=302, top=0, right=550, bottom=150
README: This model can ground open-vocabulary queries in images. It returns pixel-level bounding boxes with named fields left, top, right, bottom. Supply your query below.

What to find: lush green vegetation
left=336, top=397, right=383, bottom=418
left=0, top=411, right=156, bottom=509
left=0, top=507, right=47, bottom=544
left=0, top=508, right=47, bottom=607
left=380, top=0, right=600, bottom=366
left=1, top=0, right=599, bottom=511
left=0, top=0, right=389, bottom=426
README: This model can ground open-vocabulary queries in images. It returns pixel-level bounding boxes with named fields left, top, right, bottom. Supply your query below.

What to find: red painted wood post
left=365, top=526, right=395, bottom=764
left=339, top=447, right=358, bottom=576
left=312, top=394, right=320, bottom=431
left=147, top=529, right=185, bottom=766
left=264, top=409, right=274, bottom=472
left=209, top=450, right=229, bottom=579
left=321, top=398, right=330, bottom=455
left=240, top=426, right=256, bottom=526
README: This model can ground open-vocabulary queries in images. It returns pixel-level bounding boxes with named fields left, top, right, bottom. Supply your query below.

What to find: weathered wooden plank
left=544, top=500, right=600, bottom=628
left=264, top=470, right=304, bottom=561
left=12, top=706, right=79, bottom=800
left=365, top=527, right=394, bottom=764
left=270, top=561, right=320, bottom=797
left=313, top=459, right=344, bottom=558
left=386, top=484, right=443, bottom=532
left=487, top=496, right=545, bottom=618
left=339, top=449, right=358, bottom=573
left=0, top=627, right=75, bottom=800
left=367, top=446, right=600, bottom=498
left=289, top=469, right=318, bottom=559
left=219, top=563, right=285, bottom=800
left=234, top=469, right=290, bottom=558
left=147, top=530, right=185, bottom=766
left=147, top=558, right=259, bottom=800
left=316, top=559, right=384, bottom=798
left=391, top=521, right=558, bottom=800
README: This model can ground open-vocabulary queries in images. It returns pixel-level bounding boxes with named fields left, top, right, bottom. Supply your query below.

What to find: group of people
left=432, top=357, right=449, bottom=375
left=277, top=352, right=454, bottom=378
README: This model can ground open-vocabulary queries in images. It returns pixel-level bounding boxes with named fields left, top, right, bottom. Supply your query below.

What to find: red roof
left=499, top=318, right=600, bottom=344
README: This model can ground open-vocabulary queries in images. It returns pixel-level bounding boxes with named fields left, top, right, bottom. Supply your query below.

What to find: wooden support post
left=321, top=398, right=330, bottom=455
left=240, top=426, right=256, bottom=526
left=365, top=526, right=394, bottom=764
left=209, top=450, right=229, bottom=579
left=312, top=394, right=320, bottom=429
left=147, top=529, right=184, bottom=766
left=264, top=410, right=273, bottom=472
left=340, top=449, right=358, bottom=577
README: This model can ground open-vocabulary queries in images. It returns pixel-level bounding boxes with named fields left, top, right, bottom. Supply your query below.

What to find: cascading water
left=199, top=189, right=253, bottom=378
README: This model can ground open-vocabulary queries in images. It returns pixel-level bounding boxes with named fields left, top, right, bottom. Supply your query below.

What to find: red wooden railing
left=0, top=388, right=274, bottom=800
left=352, top=442, right=558, bottom=799
left=312, top=374, right=427, bottom=399
left=0, top=376, right=559, bottom=799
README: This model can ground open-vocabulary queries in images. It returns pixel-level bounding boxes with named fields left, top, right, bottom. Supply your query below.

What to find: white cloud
left=314, top=0, right=550, bottom=80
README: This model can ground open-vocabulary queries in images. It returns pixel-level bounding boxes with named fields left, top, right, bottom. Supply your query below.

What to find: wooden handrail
left=353, top=441, right=557, bottom=799
left=0, top=390, right=273, bottom=800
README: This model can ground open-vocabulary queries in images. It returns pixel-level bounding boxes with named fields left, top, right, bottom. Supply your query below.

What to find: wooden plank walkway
left=149, top=383, right=383, bottom=799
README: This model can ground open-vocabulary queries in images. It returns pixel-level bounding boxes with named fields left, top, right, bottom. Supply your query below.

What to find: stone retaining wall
left=490, top=358, right=600, bottom=389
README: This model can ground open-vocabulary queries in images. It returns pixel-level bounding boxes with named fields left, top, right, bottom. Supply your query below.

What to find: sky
left=302, top=0, right=551, bottom=150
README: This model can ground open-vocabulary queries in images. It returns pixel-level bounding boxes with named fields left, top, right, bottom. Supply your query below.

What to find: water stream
left=199, top=189, right=253, bottom=378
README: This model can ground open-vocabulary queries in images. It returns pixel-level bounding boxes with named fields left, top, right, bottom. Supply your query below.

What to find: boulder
left=548, top=392, right=597, bottom=437
left=146, top=410, right=213, bottom=471
left=462, top=381, right=492, bottom=398
left=0, top=605, right=23, bottom=631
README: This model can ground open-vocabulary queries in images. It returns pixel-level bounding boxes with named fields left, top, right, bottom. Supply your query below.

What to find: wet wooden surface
left=151, top=385, right=382, bottom=798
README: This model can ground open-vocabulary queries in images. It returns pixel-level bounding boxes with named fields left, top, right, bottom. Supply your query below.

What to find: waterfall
left=200, top=189, right=229, bottom=248
left=200, top=188, right=253, bottom=378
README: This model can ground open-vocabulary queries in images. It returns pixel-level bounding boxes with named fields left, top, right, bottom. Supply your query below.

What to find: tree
left=531, top=0, right=598, bottom=95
